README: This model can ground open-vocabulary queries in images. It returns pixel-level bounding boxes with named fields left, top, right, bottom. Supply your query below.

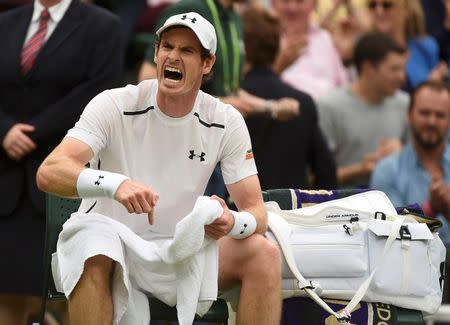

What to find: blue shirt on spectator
left=370, top=143, right=450, bottom=246
left=406, top=37, right=440, bottom=90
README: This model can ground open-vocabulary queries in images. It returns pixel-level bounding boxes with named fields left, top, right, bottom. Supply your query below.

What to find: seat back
left=43, top=195, right=81, bottom=300
left=262, top=189, right=293, bottom=209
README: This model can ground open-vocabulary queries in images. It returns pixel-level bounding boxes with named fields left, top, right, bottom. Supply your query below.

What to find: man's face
left=409, top=88, right=450, bottom=150
left=367, top=52, right=406, bottom=97
left=154, top=27, right=215, bottom=97
left=272, top=0, right=314, bottom=28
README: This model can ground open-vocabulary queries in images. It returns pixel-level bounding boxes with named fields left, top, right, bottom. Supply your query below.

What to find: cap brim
left=156, top=22, right=213, bottom=54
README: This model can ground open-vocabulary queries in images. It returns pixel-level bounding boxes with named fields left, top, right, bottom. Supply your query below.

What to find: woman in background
left=271, top=0, right=349, bottom=100
left=367, top=0, right=448, bottom=90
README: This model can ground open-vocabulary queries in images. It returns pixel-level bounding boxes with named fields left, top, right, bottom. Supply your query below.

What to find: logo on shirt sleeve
left=245, top=149, right=254, bottom=160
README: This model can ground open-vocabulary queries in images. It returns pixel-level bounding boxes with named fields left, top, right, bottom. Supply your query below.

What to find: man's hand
left=360, top=151, right=380, bottom=175
left=359, top=138, right=402, bottom=175
left=273, top=33, right=308, bottom=74
left=204, top=195, right=234, bottom=240
left=2, top=123, right=36, bottom=161
left=271, top=97, right=300, bottom=121
left=225, top=92, right=256, bottom=116
left=429, top=175, right=450, bottom=219
left=377, top=138, right=402, bottom=158
left=428, top=61, right=448, bottom=82
left=114, top=180, right=159, bottom=224
left=224, top=91, right=300, bottom=120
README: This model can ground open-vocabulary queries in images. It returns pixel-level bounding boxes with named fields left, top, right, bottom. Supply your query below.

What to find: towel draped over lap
left=51, top=196, right=223, bottom=325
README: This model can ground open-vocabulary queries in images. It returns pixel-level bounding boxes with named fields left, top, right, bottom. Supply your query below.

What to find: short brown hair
left=409, top=81, right=450, bottom=112
left=242, top=6, right=280, bottom=67
left=354, top=32, right=406, bottom=74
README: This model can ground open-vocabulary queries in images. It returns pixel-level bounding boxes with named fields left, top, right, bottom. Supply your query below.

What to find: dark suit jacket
left=241, top=67, right=337, bottom=190
left=0, top=0, right=123, bottom=216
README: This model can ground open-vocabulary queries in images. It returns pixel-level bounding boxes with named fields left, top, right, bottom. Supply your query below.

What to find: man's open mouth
left=164, top=66, right=183, bottom=81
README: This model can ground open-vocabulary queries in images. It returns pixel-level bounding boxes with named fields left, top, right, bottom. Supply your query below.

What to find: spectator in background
left=319, top=0, right=363, bottom=82
left=317, top=33, right=409, bottom=188
left=240, top=5, right=337, bottom=190
left=370, top=81, right=450, bottom=247
left=319, top=0, right=360, bottom=66
left=0, top=0, right=122, bottom=324
left=138, top=0, right=298, bottom=198
left=366, top=0, right=448, bottom=91
left=271, top=0, right=348, bottom=100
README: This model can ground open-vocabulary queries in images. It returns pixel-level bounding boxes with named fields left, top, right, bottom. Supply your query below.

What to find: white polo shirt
left=67, top=79, right=257, bottom=235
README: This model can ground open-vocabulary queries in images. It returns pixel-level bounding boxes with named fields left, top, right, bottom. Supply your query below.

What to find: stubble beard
left=411, top=127, right=445, bottom=151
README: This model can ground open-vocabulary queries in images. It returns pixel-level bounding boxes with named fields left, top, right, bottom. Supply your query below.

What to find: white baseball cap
left=156, top=12, right=217, bottom=55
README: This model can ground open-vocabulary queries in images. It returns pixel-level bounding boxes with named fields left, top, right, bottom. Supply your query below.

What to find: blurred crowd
left=1, top=0, right=450, bottom=324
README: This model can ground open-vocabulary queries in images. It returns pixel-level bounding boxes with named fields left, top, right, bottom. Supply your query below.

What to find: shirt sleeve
left=220, top=108, right=257, bottom=184
left=66, top=92, right=120, bottom=156
left=308, top=100, right=338, bottom=189
left=323, top=29, right=348, bottom=87
left=407, top=37, right=440, bottom=88
left=370, top=157, right=404, bottom=206
left=316, top=97, right=338, bottom=154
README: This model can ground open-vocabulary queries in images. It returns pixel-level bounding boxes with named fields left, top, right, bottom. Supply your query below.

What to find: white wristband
left=228, top=211, right=257, bottom=239
left=76, top=168, right=129, bottom=199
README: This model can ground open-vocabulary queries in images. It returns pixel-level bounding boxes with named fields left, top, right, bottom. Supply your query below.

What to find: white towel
left=51, top=196, right=223, bottom=325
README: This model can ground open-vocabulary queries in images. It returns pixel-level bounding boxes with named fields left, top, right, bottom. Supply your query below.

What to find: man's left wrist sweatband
left=228, top=211, right=257, bottom=239
left=76, top=168, right=129, bottom=199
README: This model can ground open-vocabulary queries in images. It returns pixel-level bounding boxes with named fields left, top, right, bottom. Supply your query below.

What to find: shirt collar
left=32, top=0, right=72, bottom=24
left=309, top=23, right=320, bottom=35
left=408, top=142, right=450, bottom=167
left=404, top=143, right=421, bottom=167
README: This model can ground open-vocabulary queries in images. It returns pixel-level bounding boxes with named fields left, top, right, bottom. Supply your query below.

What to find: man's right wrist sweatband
left=228, top=211, right=257, bottom=239
left=76, top=168, right=129, bottom=199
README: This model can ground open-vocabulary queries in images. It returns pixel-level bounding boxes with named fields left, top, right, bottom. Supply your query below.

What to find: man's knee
left=248, top=235, right=281, bottom=277
left=252, top=234, right=281, bottom=258
left=80, top=255, right=114, bottom=289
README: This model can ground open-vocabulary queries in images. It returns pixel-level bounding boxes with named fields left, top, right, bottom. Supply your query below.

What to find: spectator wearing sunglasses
left=367, top=0, right=448, bottom=91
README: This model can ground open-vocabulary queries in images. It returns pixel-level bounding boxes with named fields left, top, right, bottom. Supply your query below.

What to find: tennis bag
left=265, top=190, right=446, bottom=323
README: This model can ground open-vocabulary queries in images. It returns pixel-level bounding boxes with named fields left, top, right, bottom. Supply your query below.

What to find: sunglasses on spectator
left=368, top=1, right=395, bottom=10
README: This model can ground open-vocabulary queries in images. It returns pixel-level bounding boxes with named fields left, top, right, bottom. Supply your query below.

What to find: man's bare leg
left=0, top=294, right=63, bottom=325
left=0, top=294, right=26, bottom=325
left=219, top=234, right=282, bottom=325
left=68, top=254, right=114, bottom=325
left=48, top=300, right=70, bottom=325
